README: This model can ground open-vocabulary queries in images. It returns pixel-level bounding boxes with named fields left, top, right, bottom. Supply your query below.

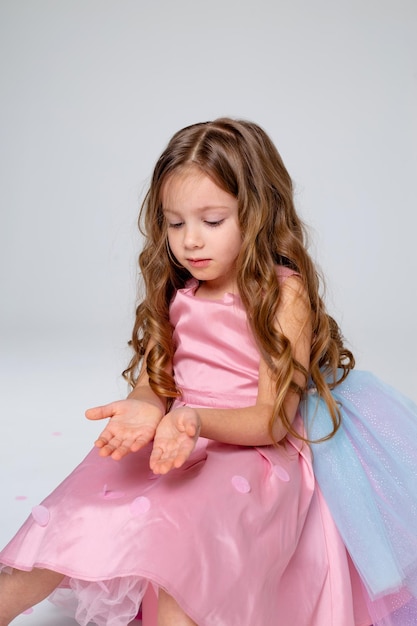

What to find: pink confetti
left=231, top=475, right=251, bottom=493
left=22, top=607, right=34, bottom=615
left=31, top=505, right=50, bottom=527
left=101, top=485, right=126, bottom=499
left=103, top=490, right=126, bottom=499
left=130, top=496, right=151, bottom=516
left=273, top=465, right=290, bottom=482
left=15, top=495, right=28, bottom=501
left=52, top=431, right=62, bottom=436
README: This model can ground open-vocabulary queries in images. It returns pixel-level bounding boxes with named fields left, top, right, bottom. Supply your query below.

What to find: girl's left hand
left=150, top=406, right=201, bottom=474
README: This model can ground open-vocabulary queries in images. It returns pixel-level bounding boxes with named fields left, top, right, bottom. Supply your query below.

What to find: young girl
left=0, top=118, right=416, bottom=626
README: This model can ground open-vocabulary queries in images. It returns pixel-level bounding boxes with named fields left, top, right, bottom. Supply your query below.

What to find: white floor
left=10, top=605, right=140, bottom=626
left=11, top=604, right=89, bottom=626
left=10, top=603, right=141, bottom=626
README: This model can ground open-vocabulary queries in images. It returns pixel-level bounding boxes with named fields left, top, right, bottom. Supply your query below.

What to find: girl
left=0, top=118, right=416, bottom=626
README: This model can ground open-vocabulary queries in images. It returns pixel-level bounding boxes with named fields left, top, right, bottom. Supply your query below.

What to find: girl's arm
left=150, top=276, right=312, bottom=472
left=86, top=343, right=167, bottom=460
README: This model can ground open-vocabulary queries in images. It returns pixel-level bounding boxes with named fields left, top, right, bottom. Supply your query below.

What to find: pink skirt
left=0, top=419, right=370, bottom=625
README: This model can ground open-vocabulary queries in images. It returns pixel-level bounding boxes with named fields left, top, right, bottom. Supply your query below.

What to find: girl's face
left=162, top=169, right=242, bottom=298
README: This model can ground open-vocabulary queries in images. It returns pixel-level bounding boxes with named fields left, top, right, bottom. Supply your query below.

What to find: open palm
left=150, top=406, right=201, bottom=474
left=86, top=399, right=163, bottom=460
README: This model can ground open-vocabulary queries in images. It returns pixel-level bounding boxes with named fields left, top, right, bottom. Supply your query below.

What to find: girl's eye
left=204, top=219, right=224, bottom=228
left=168, top=222, right=183, bottom=229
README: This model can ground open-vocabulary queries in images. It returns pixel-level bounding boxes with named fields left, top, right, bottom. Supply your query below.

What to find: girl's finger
left=184, top=421, right=197, bottom=437
left=85, top=402, right=119, bottom=421
left=131, top=436, right=151, bottom=452
left=173, top=452, right=188, bottom=469
left=94, top=430, right=113, bottom=447
left=150, top=445, right=164, bottom=466
left=110, top=444, right=132, bottom=461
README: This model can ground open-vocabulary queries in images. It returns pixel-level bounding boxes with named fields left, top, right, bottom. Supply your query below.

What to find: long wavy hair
left=123, top=118, right=354, bottom=442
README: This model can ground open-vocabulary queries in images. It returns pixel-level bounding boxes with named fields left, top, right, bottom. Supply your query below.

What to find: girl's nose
left=183, top=227, right=203, bottom=249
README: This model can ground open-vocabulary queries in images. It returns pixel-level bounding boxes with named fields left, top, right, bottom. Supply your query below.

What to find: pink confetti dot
left=15, top=495, right=28, bottom=501
left=273, top=465, right=290, bottom=482
left=130, top=496, right=151, bottom=516
left=31, top=505, right=50, bottom=527
left=103, top=490, right=126, bottom=499
left=52, top=431, right=62, bottom=436
left=231, top=475, right=251, bottom=493
left=22, top=607, right=34, bottom=615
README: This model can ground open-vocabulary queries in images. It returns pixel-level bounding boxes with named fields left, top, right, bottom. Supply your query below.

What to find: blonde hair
left=124, top=118, right=354, bottom=442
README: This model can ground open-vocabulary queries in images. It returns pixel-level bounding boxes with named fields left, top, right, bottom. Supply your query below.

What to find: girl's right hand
left=85, top=399, right=163, bottom=460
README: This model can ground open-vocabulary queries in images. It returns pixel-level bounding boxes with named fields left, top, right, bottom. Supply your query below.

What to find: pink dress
left=0, top=269, right=370, bottom=626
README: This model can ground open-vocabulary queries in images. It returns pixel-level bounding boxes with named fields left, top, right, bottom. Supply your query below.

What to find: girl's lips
left=188, top=258, right=211, bottom=268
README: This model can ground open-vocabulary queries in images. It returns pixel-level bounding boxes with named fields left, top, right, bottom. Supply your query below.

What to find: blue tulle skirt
left=301, top=370, right=417, bottom=625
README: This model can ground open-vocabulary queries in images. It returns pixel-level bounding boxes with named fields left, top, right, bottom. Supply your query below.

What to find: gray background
left=0, top=1, right=416, bottom=623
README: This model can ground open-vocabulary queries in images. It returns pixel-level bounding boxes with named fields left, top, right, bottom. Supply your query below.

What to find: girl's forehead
left=161, top=168, right=233, bottom=211
left=162, top=166, right=205, bottom=195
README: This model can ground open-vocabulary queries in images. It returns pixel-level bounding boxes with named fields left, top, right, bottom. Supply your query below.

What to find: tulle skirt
left=303, top=370, right=417, bottom=625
